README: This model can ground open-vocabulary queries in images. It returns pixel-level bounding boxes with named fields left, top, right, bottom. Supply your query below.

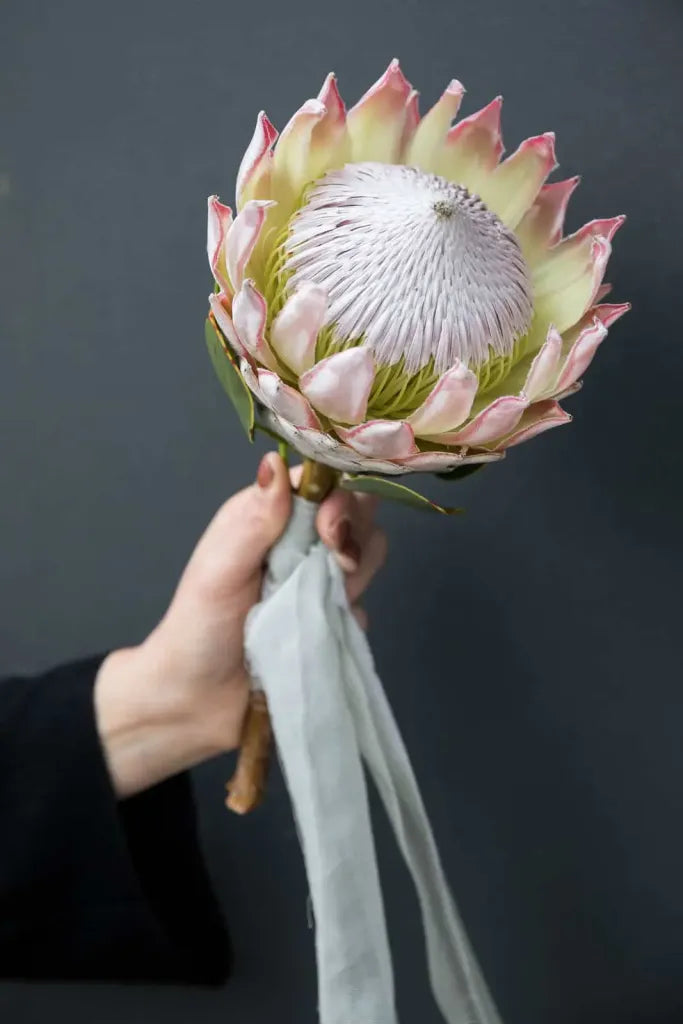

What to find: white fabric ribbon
left=245, top=497, right=502, bottom=1024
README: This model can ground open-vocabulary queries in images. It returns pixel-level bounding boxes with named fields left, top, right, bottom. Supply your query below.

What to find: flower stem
left=225, top=691, right=272, bottom=814
left=297, top=458, right=340, bottom=502
left=226, top=457, right=339, bottom=815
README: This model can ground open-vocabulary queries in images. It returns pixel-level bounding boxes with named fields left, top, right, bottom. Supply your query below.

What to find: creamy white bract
left=207, top=60, right=628, bottom=475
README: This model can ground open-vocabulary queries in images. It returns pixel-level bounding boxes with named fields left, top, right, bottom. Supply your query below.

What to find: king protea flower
left=206, top=59, right=628, bottom=493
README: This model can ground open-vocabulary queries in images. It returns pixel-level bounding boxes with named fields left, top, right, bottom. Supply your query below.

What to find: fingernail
left=257, top=454, right=275, bottom=489
left=337, top=519, right=361, bottom=570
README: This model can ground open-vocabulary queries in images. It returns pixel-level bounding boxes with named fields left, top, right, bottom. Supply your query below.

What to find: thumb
left=213, top=452, right=293, bottom=580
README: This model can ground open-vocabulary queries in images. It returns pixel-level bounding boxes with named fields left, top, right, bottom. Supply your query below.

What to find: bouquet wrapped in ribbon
left=205, top=60, right=628, bottom=1024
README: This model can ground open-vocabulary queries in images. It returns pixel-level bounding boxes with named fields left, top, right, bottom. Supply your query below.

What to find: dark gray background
left=1, top=0, right=682, bottom=1021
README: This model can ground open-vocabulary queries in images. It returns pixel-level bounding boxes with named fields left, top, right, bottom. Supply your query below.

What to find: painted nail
left=257, top=454, right=275, bottom=489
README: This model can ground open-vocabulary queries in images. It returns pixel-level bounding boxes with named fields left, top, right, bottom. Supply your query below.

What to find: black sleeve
left=0, top=655, right=232, bottom=985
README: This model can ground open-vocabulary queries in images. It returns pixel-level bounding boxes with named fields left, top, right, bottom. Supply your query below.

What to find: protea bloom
left=206, top=59, right=628, bottom=485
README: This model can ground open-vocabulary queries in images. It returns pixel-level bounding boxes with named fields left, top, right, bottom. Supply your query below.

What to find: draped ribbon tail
left=330, top=569, right=503, bottom=1024
left=244, top=496, right=501, bottom=1024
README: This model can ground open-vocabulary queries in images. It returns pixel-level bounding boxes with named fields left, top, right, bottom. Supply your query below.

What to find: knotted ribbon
left=245, top=497, right=502, bottom=1024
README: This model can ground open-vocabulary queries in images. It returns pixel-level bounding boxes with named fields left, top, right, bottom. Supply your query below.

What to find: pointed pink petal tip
left=207, top=193, right=232, bottom=216
left=335, top=419, right=418, bottom=460
left=258, top=111, right=278, bottom=146
left=445, top=78, right=465, bottom=98
left=520, top=131, right=558, bottom=171
left=522, top=325, right=563, bottom=400
left=491, top=400, right=572, bottom=451
left=554, top=316, right=608, bottom=394
left=317, top=72, right=346, bottom=121
left=446, top=95, right=504, bottom=163
left=592, top=301, right=631, bottom=327
left=576, top=215, right=626, bottom=243
left=537, top=176, right=581, bottom=243
left=236, top=111, right=278, bottom=203
left=207, top=195, right=234, bottom=294
left=207, top=194, right=230, bottom=214
left=384, top=57, right=412, bottom=94
left=588, top=236, right=613, bottom=303
left=351, top=58, right=413, bottom=112
left=448, top=94, right=503, bottom=141
left=544, top=175, right=581, bottom=196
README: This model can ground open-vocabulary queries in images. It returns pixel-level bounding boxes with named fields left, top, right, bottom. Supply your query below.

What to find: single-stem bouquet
left=205, top=60, right=628, bottom=1024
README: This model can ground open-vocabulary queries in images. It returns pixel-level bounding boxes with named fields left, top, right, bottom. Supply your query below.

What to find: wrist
left=94, top=640, right=231, bottom=799
left=141, top=618, right=251, bottom=755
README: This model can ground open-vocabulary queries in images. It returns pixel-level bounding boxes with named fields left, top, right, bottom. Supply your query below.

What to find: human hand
left=94, top=453, right=387, bottom=798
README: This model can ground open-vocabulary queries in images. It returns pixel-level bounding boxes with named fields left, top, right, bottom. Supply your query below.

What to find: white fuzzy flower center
left=285, top=162, right=534, bottom=374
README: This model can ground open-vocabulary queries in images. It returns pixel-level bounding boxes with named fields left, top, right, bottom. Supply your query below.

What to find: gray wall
left=1, top=1, right=682, bottom=1021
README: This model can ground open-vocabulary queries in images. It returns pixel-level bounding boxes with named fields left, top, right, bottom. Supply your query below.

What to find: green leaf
left=205, top=317, right=255, bottom=440
left=436, top=462, right=487, bottom=482
left=340, top=474, right=463, bottom=515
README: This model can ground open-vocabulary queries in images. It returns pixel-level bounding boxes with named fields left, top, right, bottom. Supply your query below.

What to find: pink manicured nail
left=257, top=454, right=275, bottom=489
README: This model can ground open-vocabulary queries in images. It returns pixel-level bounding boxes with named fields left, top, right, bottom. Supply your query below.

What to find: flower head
left=207, top=60, right=628, bottom=479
